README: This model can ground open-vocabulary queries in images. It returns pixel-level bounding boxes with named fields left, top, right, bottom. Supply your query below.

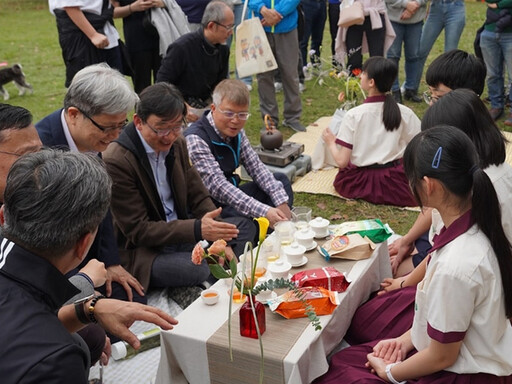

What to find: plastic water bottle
left=111, top=328, right=161, bottom=360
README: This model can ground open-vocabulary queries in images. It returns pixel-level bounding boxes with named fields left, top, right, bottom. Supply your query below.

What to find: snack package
left=323, top=234, right=375, bottom=260
left=268, top=286, right=339, bottom=319
left=333, top=219, right=392, bottom=243
left=291, top=267, right=350, bottom=292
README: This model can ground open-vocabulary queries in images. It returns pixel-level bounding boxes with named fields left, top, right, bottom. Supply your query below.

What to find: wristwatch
left=74, top=293, right=95, bottom=324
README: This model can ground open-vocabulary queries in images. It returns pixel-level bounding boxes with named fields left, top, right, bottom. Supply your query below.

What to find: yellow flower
left=254, top=217, right=269, bottom=244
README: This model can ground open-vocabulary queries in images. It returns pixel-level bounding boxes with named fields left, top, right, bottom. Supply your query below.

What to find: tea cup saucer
left=290, top=256, right=308, bottom=267
left=304, top=241, right=318, bottom=252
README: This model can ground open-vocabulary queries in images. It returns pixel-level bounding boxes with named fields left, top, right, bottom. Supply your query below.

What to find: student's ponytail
left=362, top=57, right=401, bottom=132
left=471, top=167, right=512, bottom=317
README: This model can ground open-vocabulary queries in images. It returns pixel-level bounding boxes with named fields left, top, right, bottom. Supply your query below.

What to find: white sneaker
left=274, top=82, right=283, bottom=92
left=246, top=84, right=253, bottom=92
left=299, top=83, right=306, bottom=93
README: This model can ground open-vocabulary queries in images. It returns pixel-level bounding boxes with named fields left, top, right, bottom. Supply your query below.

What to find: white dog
left=0, top=64, right=33, bottom=101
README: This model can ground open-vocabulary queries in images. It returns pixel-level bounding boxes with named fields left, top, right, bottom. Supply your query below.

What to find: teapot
left=260, top=115, right=283, bottom=150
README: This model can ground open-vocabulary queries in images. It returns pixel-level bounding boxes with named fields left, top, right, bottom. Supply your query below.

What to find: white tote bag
left=235, top=1, right=278, bottom=78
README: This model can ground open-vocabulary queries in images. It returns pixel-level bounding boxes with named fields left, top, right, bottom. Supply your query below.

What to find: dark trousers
left=328, top=2, right=341, bottom=63
left=130, top=48, right=161, bottom=94
left=300, top=0, right=327, bottom=64
left=345, top=14, right=386, bottom=71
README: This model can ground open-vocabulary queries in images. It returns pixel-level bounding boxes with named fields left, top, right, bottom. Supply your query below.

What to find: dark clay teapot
left=260, top=115, right=283, bottom=150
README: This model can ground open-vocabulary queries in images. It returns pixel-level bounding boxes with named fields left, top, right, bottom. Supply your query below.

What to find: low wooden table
left=155, top=242, right=391, bottom=384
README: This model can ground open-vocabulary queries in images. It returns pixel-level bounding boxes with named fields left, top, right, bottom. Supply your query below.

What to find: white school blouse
left=485, top=163, right=512, bottom=243
left=412, top=210, right=512, bottom=375
left=335, top=101, right=420, bottom=167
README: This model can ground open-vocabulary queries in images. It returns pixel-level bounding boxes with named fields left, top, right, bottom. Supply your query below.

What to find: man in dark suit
left=36, top=63, right=144, bottom=303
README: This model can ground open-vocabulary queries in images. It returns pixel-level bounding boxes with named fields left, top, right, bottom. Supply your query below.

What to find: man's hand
left=266, top=207, right=290, bottom=228
left=260, top=6, right=282, bottom=26
left=79, top=259, right=107, bottom=287
left=201, top=207, right=240, bottom=241
left=106, top=265, right=145, bottom=301
left=94, top=299, right=178, bottom=350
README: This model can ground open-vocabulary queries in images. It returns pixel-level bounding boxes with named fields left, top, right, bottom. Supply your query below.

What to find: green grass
left=0, top=1, right=493, bottom=234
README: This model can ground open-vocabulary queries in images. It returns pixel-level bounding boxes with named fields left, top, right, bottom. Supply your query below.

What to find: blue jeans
left=413, top=0, right=466, bottom=89
left=387, top=21, right=423, bottom=92
left=300, top=0, right=327, bottom=64
left=228, top=3, right=252, bottom=86
left=480, top=29, right=512, bottom=110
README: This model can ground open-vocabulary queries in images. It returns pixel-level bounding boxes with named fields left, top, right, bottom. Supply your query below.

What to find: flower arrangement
left=191, top=217, right=321, bottom=384
left=304, top=50, right=366, bottom=111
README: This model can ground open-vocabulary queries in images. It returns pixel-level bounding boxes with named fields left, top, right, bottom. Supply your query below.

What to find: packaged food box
left=268, top=286, right=339, bottom=319
left=333, top=219, right=392, bottom=243
left=323, top=234, right=375, bottom=260
left=291, top=267, right=350, bottom=292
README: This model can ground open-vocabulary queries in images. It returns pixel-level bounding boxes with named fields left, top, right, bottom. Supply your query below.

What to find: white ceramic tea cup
left=268, top=259, right=292, bottom=279
left=201, top=289, right=219, bottom=305
left=255, top=277, right=272, bottom=302
left=309, top=217, right=330, bottom=238
left=294, top=228, right=316, bottom=248
left=283, top=242, right=306, bottom=265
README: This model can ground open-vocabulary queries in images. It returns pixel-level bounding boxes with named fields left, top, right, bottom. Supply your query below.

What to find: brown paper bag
left=323, top=234, right=375, bottom=260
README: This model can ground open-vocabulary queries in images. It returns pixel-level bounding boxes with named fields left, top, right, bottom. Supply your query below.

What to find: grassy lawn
left=0, top=1, right=493, bottom=234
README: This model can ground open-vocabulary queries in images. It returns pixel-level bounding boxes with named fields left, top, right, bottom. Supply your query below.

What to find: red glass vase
left=239, top=295, right=266, bottom=339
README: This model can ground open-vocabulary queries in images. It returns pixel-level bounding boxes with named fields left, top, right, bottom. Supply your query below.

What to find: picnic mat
left=290, top=117, right=512, bottom=197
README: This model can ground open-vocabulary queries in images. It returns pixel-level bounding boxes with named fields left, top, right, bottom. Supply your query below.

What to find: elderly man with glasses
left=185, top=79, right=293, bottom=228
left=35, top=63, right=146, bottom=306
left=156, top=0, right=234, bottom=123
left=103, top=82, right=255, bottom=296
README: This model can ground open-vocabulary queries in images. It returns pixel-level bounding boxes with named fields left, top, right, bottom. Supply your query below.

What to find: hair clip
left=431, top=146, right=442, bottom=169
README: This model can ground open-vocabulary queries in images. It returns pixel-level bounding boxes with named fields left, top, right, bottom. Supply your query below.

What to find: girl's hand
left=373, top=338, right=405, bottom=363
left=322, top=128, right=336, bottom=144
left=365, top=353, right=388, bottom=380
left=377, top=277, right=401, bottom=295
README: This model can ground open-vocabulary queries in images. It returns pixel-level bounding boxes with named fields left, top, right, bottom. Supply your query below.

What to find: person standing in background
left=176, top=0, right=211, bottom=30
left=299, top=0, right=327, bottom=69
left=113, top=0, right=164, bottom=94
left=411, top=0, right=466, bottom=99
left=328, top=0, right=341, bottom=67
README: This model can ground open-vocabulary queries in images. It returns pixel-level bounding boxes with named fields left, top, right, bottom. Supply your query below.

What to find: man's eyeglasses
left=213, top=21, right=235, bottom=31
left=0, top=146, right=43, bottom=157
left=145, top=120, right=187, bottom=137
left=423, top=91, right=440, bottom=105
left=0, top=149, right=23, bottom=157
left=216, top=106, right=251, bottom=121
left=79, top=109, right=128, bottom=133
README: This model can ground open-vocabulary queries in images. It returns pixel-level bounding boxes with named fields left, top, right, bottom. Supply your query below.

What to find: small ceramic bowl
left=294, top=228, right=316, bottom=248
left=201, top=289, right=219, bottom=305
left=309, top=217, right=330, bottom=238
left=283, top=242, right=307, bottom=265
left=268, top=259, right=292, bottom=279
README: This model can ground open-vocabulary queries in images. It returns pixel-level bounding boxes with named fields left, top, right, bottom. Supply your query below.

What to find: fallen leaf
left=317, top=202, right=327, bottom=210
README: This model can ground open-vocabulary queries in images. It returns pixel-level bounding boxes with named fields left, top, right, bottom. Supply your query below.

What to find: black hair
left=426, top=49, right=486, bottom=96
left=421, top=89, right=507, bottom=168
left=404, top=127, right=512, bottom=317
left=136, top=83, right=187, bottom=122
left=362, top=57, right=401, bottom=132
left=0, top=103, right=32, bottom=142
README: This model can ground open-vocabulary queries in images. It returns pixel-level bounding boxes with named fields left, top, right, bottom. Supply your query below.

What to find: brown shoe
left=489, top=108, right=504, bottom=121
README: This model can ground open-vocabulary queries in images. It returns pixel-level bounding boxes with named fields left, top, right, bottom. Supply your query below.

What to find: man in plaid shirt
left=185, top=79, right=293, bottom=228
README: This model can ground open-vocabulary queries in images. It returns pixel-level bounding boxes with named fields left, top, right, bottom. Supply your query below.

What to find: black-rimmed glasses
left=216, top=106, right=250, bottom=121
left=79, top=109, right=128, bottom=133
left=145, top=120, right=187, bottom=137
left=0, top=149, right=23, bottom=157
left=213, top=21, right=235, bottom=31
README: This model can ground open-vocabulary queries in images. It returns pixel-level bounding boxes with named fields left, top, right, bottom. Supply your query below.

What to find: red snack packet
left=291, top=267, right=350, bottom=292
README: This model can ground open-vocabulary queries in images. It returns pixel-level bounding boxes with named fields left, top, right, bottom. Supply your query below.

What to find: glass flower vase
left=239, top=295, right=266, bottom=339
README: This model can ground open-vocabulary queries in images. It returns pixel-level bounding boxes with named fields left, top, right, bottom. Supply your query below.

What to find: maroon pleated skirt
left=333, top=162, right=417, bottom=207
left=314, top=341, right=512, bottom=384
left=345, top=286, right=417, bottom=345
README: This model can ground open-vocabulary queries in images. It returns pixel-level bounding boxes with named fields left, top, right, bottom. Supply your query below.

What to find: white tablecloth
left=155, top=243, right=391, bottom=384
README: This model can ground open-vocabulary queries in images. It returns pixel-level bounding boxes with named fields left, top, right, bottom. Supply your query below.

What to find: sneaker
left=246, top=84, right=253, bottom=92
left=274, top=82, right=283, bottom=92
left=299, top=83, right=306, bottom=93
left=489, top=107, right=504, bottom=121
left=505, top=114, right=512, bottom=126
left=403, top=89, right=422, bottom=103
left=283, top=120, right=306, bottom=132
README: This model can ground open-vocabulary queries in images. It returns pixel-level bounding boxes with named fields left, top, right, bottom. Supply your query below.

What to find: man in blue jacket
left=36, top=63, right=144, bottom=303
left=249, top=0, right=305, bottom=132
